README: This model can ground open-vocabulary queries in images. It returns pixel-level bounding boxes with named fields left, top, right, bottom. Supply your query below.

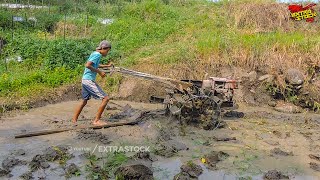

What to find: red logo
left=288, top=3, right=317, bottom=22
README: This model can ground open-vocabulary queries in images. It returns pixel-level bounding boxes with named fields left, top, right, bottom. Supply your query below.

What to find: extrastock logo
left=288, top=3, right=317, bottom=22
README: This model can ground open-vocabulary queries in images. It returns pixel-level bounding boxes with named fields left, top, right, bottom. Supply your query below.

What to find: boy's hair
left=96, top=40, right=111, bottom=50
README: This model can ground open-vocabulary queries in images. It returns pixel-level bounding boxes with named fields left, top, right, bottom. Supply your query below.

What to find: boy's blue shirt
left=82, top=51, right=102, bottom=81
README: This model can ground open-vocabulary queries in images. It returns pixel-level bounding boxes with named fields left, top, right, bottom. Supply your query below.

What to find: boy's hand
left=98, top=70, right=106, bottom=78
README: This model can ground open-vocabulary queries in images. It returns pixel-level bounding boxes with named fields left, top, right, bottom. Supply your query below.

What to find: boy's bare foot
left=92, top=120, right=107, bottom=126
left=72, top=119, right=77, bottom=124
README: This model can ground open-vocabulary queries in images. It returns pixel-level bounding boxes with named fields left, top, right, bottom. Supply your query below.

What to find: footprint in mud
left=263, top=140, right=280, bottom=146
left=309, top=162, right=320, bottom=172
left=272, top=130, right=290, bottom=139
left=309, top=154, right=320, bottom=161
left=11, top=149, right=26, bottom=156
left=76, top=129, right=111, bottom=144
left=263, top=170, right=289, bottom=180
left=270, top=148, right=293, bottom=157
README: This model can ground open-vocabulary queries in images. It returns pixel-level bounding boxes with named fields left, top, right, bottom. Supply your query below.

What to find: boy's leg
left=93, top=96, right=109, bottom=125
left=72, top=99, right=88, bottom=123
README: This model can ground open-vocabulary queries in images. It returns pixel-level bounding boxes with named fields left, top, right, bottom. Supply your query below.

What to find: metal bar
left=100, top=67, right=193, bottom=92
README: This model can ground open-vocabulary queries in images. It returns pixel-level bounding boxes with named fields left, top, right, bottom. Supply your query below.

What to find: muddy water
left=0, top=100, right=320, bottom=179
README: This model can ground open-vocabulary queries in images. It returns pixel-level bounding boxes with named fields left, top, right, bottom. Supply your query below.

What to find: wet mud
left=20, top=171, right=33, bottom=180
left=76, top=129, right=111, bottom=144
left=204, top=151, right=229, bottom=170
left=309, top=162, right=320, bottom=172
left=309, top=154, right=320, bottom=162
left=115, top=164, right=153, bottom=180
left=29, top=145, right=72, bottom=172
left=174, top=161, right=203, bottom=179
left=65, top=163, right=80, bottom=177
left=0, top=100, right=320, bottom=179
left=270, top=148, right=293, bottom=157
left=263, top=170, right=289, bottom=180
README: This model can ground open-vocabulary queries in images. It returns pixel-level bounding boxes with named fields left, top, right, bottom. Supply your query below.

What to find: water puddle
left=153, top=158, right=319, bottom=180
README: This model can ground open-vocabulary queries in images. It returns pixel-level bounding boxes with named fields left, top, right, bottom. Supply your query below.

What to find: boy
left=72, top=40, right=113, bottom=125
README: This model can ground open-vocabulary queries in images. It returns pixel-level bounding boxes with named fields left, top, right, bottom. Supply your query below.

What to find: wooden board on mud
left=14, top=111, right=146, bottom=139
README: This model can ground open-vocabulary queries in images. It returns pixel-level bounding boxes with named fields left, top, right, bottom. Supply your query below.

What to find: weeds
left=233, top=150, right=261, bottom=175
left=85, top=152, right=128, bottom=180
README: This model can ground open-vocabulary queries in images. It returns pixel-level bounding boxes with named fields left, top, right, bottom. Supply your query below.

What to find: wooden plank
left=14, top=111, right=145, bottom=139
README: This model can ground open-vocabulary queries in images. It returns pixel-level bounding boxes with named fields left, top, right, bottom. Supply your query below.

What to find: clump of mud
left=154, top=140, right=188, bottom=158
left=115, top=164, right=153, bottom=180
left=2, top=157, right=26, bottom=171
left=202, top=120, right=227, bottom=130
left=0, top=156, right=26, bottom=178
left=0, top=168, right=10, bottom=177
left=263, top=170, right=289, bottom=180
left=43, top=145, right=71, bottom=161
left=29, top=154, right=50, bottom=171
left=113, top=151, right=156, bottom=180
left=132, top=151, right=157, bottom=162
left=65, top=163, right=80, bottom=178
left=29, top=145, right=72, bottom=171
left=20, top=171, right=33, bottom=180
left=270, top=148, right=293, bottom=157
left=204, top=151, right=229, bottom=170
left=76, top=129, right=111, bottom=144
left=174, top=161, right=203, bottom=180
left=223, top=111, right=245, bottom=118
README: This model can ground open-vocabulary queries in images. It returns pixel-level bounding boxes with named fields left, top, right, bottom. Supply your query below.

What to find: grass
left=1, top=0, right=320, bottom=108
left=84, top=152, right=129, bottom=180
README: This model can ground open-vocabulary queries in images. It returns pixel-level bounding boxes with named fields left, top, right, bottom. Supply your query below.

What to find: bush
left=0, top=9, right=13, bottom=29
left=3, top=36, right=96, bottom=69
left=34, top=13, right=61, bottom=32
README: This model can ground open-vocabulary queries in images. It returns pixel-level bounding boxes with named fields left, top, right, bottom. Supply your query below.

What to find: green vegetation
left=85, top=152, right=128, bottom=180
left=1, top=0, right=319, bottom=108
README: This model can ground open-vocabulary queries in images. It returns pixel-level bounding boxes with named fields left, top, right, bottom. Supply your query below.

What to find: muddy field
left=0, top=99, right=320, bottom=180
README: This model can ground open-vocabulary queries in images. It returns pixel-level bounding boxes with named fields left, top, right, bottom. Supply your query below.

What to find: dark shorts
left=81, top=79, right=107, bottom=100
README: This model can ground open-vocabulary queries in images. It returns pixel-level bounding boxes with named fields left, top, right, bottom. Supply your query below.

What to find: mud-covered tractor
left=102, top=67, right=240, bottom=129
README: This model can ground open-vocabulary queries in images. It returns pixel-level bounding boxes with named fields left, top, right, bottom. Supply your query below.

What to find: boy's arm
left=86, top=61, right=106, bottom=78
left=98, top=62, right=113, bottom=68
